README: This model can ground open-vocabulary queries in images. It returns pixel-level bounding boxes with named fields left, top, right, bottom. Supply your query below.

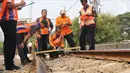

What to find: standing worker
left=79, top=0, right=97, bottom=50
left=56, top=9, right=75, bottom=48
left=36, top=9, right=53, bottom=51
left=0, top=0, right=25, bottom=70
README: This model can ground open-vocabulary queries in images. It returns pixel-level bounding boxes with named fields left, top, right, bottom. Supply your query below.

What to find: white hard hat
left=60, top=9, right=66, bottom=14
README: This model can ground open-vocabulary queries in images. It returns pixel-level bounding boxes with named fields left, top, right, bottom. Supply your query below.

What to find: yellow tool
left=34, top=47, right=79, bottom=54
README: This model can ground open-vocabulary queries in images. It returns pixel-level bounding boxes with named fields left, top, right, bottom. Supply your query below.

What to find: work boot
left=80, top=47, right=86, bottom=50
left=6, top=65, right=20, bottom=70
left=26, top=58, right=32, bottom=63
left=21, top=60, right=28, bottom=65
left=88, top=48, right=95, bottom=50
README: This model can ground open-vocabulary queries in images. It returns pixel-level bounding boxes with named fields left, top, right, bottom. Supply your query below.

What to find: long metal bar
left=35, top=47, right=79, bottom=54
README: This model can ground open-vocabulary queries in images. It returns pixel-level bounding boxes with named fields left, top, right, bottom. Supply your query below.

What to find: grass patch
left=0, top=42, right=3, bottom=54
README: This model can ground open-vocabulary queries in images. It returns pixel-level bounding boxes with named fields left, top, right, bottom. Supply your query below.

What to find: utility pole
left=90, top=0, right=101, bottom=13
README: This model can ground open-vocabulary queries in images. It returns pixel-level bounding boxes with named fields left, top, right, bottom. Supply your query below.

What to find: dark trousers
left=64, top=33, right=75, bottom=47
left=37, top=38, right=41, bottom=51
left=39, top=34, right=49, bottom=51
left=16, top=33, right=29, bottom=62
left=49, top=46, right=64, bottom=58
left=0, top=20, right=17, bottom=67
left=80, top=24, right=95, bottom=50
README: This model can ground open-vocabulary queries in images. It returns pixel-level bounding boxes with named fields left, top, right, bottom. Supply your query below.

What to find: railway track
left=35, top=49, right=130, bottom=73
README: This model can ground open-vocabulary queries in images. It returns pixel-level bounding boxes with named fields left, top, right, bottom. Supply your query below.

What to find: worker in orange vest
left=56, top=9, right=75, bottom=48
left=36, top=9, right=53, bottom=51
left=17, top=20, right=48, bottom=65
left=49, top=27, right=64, bottom=50
left=79, top=0, right=97, bottom=50
left=16, top=22, right=31, bottom=66
left=0, top=0, right=25, bottom=70
left=49, top=27, right=64, bottom=58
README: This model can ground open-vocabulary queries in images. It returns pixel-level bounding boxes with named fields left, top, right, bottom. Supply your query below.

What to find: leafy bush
left=0, top=42, right=3, bottom=54
left=71, top=17, right=80, bottom=45
left=96, top=13, right=122, bottom=43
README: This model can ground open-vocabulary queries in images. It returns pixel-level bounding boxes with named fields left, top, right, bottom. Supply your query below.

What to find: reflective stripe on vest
left=17, top=24, right=31, bottom=34
left=0, top=0, right=7, bottom=20
left=80, top=5, right=95, bottom=26
left=2, top=0, right=18, bottom=20
left=38, top=17, right=50, bottom=34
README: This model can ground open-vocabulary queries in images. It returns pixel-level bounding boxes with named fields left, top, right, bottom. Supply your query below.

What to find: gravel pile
left=46, top=56, right=130, bottom=73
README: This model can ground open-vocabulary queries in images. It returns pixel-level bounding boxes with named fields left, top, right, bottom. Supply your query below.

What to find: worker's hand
left=61, top=47, right=64, bottom=49
left=17, top=7, right=23, bottom=10
left=61, top=22, right=68, bottom=27
left=53, top=46, right=56, bottom=50
left=65, top=22, right=69, bottom=26
left=37, top=34, right=41, bottom=38
left=49, top=28, right=53, bottom=33
left=86, top=12, right=91, bottom=16
left=61, top=24, right=65, bottom=27
left=19, top=43, right=24, bottom=49
left=20, top=0, right=26, bottom=6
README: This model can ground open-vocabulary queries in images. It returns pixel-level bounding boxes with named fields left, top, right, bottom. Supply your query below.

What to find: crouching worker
left=49, top=27, right=64, bottom=58
left=16, top=20, right=48, bottom=65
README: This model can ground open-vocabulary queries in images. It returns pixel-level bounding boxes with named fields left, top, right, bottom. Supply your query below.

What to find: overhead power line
left=66, top=0, right=79, bottom=12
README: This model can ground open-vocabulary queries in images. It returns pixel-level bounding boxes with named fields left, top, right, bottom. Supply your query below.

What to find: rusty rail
left=35, top=49, right=130, bottom=73
left=71, top=49, right=130, bottom=62
left=36, top=56, right=47, bottom=73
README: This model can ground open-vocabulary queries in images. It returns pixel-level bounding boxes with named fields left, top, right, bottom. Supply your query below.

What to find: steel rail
left=35, top=49, right=130, bottom=73
left=36, top=56, right=48, bottom=73
left=71, top=49, right=130, bottom=62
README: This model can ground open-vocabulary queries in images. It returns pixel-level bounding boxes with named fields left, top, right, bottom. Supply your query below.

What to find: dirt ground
left=46, top=56, right=130, bottom=73
left=0, top=55, right=35, bottom=73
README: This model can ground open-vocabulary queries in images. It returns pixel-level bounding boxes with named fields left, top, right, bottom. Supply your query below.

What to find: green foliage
left=28, top=35, right=36, bottom=43
left=0, top=42, right=3, bottom=54
left=96, top=13, right=122, bottom=43
left=117, top=12, right=130, bottom=39
left=71, top=17, right=80, bottom=45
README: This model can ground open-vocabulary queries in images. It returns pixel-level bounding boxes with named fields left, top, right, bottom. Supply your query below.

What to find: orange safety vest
left=38, top=17, right=50, bottom=35
left=17, top=24, right=32, bottom=34
left=49, top=33, right=64, bottom=48
left=0, top=0, right=7, bottom=20
left=2, top=0, right=18, bottom=20
left=56, top=16, right=72, bottom=36
left=80, top=5, right=95, bottom=26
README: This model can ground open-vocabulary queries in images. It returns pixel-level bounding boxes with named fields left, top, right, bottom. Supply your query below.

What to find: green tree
left=96, top=13, right=122, bottom=43
left=0, top=42, right=3, bottom=54
left=117, top=12, right=130, bottom=39
left=71, top=17, right=80, bottom=45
